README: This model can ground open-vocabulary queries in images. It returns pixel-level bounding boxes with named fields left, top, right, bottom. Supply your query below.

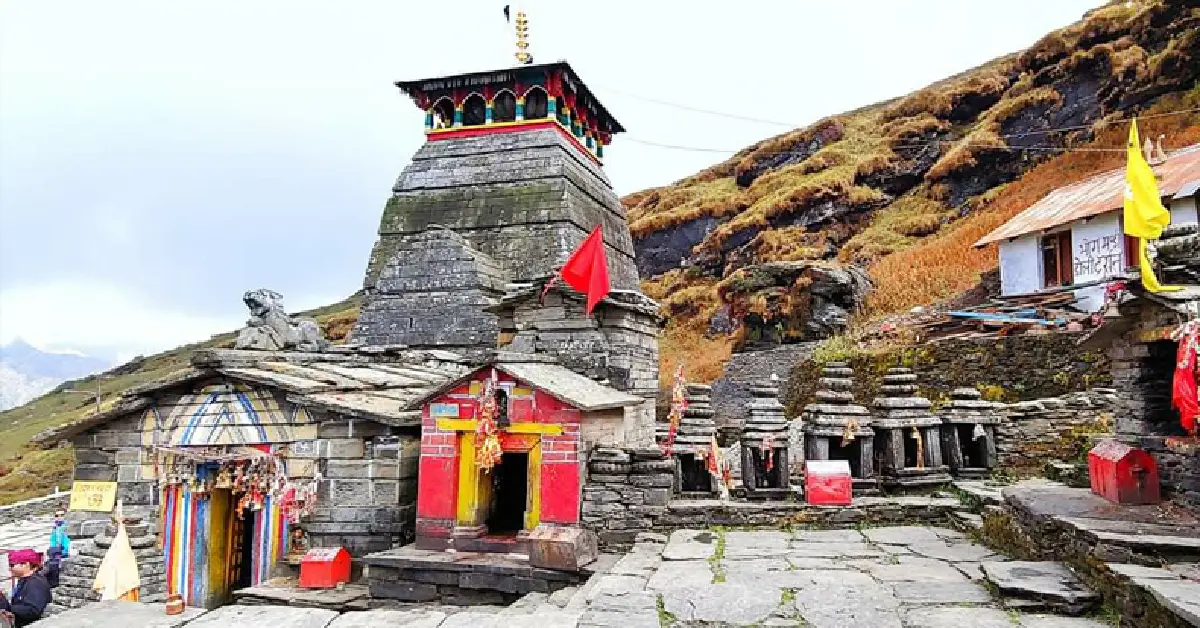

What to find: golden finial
left=514, top=10, right=533, bottom=65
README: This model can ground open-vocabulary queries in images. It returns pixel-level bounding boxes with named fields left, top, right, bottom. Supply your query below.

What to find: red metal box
left=805, top=460, right=852, bottom=506
left=299, top=547, right=352, bottom=589
left=1088, top=439, right=1160, bottom=505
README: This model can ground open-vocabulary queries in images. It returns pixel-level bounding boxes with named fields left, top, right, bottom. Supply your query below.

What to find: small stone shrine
left=49, top=514, right=166, bottom=614
left=801, top=362, right=877, bottom=493
left=872, top=367, right=952, bottom=488
left=664, top=384, right=719, bottom=496
left=739, top=377, right=792, bottom=499
left=939, top=387, right=1001, bottom=479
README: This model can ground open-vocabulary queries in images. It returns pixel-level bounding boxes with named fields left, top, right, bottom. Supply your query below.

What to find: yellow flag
left=1123, top=119, right=1180, bottom=292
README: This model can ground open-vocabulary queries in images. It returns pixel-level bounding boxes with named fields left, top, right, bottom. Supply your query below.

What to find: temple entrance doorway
left=486, top=452, right=529, bottom=535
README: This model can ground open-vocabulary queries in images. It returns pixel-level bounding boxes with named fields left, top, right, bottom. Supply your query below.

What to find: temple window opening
left=462, top=93, right=487, bottom=126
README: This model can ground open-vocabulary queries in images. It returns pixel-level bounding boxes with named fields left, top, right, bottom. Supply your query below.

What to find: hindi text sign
left=68, top=481, right=118, bottom=512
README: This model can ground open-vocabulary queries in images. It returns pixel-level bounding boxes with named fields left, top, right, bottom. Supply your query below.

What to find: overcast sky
left=0, top=0, right=1102, bottom=362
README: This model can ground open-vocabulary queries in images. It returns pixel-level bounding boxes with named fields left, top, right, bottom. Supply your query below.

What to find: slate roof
left=36, top=348, right=471, bottom=444
left=405, top=358, right=644, bottom=412
left=974, top=144, right=1200, bottom=247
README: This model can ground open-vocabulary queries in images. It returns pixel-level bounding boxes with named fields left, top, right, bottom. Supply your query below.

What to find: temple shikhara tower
left=351, top=61, right=640, bottom=358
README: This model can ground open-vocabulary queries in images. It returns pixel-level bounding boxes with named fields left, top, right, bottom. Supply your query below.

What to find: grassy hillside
left=628, top=0, right=1200, bottom=384
left=0, top=295, right=361, bottom=504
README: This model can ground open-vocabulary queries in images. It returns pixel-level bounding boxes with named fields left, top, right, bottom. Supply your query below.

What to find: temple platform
left=233, top=578, right=370, bottom=612
left=362, top=545, right=617, bottom=606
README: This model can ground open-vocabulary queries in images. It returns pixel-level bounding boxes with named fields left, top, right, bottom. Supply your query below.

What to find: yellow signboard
left=68, top=481, right=118, bottom=512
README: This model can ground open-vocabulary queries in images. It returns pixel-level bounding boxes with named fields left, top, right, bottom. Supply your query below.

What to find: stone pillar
left=664, top=384, right=719, bottom=496
left=740, top=378, right=792, bottom=498
left=871, top=367, right=951, bottom=489
left=47, top=515, right=167, bottom=615
left=939, top=387, right=1001, bottom=479
left=801, top=362, right=875, bottom=492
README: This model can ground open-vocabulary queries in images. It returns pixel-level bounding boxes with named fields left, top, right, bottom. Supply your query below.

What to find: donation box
left=805, top=460, right=852, bottom=506
left=299, top=547, right=351, bottom=589
left=1088, top=439, right=1160, bottom=505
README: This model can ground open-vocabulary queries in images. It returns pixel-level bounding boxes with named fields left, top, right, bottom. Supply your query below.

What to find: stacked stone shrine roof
left=742, top=379, right=789, bottom=445
left=942, top=387, right=1002, bottom=425
left=666, top=383, right=716, bottom=453
left=801, top=362, right=873, bottom=439
left=872, top=367, right=940, bottom=429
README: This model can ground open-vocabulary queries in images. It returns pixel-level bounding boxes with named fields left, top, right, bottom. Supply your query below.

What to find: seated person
left=0, top=549, right=51, bottom=627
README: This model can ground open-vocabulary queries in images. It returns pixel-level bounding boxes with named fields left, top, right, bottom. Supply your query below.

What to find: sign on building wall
left=1073, top=233, right=1124, bottom=279
left=68, top=481, right=118, bottom=512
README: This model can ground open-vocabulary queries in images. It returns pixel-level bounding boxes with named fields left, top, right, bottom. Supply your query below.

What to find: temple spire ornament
left=510, top=7, right=533, bottom=65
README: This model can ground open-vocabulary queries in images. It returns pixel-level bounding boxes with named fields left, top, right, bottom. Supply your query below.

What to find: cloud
left=0, top=280, right=240, bottom=358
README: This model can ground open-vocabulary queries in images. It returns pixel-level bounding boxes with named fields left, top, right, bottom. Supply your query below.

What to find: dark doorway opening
left=678, top=454, right=710, bottom=492
left=829, top=440, right=861, bottom=477
left=487, top=452, right=528, bottom=534
left=232, top=506, right=256, bottom=590
left=903, top=431, right=920, bottom=468
left=955, top=424, right=988, bottom=468
left=749, top=449, right=784, bottom=488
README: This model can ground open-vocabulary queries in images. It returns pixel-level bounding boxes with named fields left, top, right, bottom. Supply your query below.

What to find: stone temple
left=351, top=62, right=640, bottom=360
left=44, top=58, right=661, bottom=611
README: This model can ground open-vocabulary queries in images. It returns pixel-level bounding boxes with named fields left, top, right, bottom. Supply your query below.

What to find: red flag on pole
left=558, top=226, right=611, bottom=314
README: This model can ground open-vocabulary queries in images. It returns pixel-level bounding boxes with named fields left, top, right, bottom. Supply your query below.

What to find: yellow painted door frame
left=454, top=432, right=542, bottom=532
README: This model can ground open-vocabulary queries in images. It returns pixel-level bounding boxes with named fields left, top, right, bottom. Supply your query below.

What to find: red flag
left=560, top=226, right=611, bottom=314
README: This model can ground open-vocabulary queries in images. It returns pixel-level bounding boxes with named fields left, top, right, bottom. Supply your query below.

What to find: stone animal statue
left=234, top=289, right=329, bottom=352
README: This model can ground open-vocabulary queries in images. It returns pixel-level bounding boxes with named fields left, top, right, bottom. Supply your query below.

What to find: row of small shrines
left=657, top=363, right=1000, bottom=498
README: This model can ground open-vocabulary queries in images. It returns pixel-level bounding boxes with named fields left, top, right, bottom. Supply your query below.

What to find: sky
left=0, top=0, right=1103, bottom=363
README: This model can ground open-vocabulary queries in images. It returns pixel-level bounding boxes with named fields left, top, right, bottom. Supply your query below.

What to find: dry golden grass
left=643, top=272, right=733, bottom=385
left=840, top=191, right=950, bottom=261
left=865, top=88, right=1200, bottom=317
left=628, top=177, right=744, bottom=238
left=751, top=227, right=828, bottom=262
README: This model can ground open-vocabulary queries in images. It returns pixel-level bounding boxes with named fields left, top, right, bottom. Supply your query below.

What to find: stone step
left=951, top=511, right=984, bottom=532
left=981, top=560, right=1100, bottom=616
left=951, top=480, right=1004, bottom=511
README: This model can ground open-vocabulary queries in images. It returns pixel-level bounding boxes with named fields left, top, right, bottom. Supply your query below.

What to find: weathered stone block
left=322, top=438, right=365, bottom=459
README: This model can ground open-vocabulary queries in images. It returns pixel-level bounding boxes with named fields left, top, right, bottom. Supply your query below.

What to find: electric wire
left=621, top=106, right=1200, bottom=156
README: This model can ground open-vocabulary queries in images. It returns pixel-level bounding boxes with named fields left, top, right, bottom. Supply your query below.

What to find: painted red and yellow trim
left=426, top=119, right=604, bottom=166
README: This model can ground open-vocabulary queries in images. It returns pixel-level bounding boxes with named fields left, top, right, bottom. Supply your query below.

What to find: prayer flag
left=559, top=226, right=612, bottom=314
left=1122, top=119, right=1180, bottom=293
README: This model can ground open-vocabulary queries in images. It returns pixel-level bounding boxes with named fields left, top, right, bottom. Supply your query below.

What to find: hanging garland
left=1171, top=320, right=1200, bottom=436
left=661, top=363, right=688, bottom=454
left=474, top=369, right=503, bottom=471
left=152, top=445, right=319, bottom=524
left=761, top=435, right=774, bottom=472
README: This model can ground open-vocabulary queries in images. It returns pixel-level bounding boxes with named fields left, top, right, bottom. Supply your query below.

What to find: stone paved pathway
left=38, top=526, right=1114, bottom=627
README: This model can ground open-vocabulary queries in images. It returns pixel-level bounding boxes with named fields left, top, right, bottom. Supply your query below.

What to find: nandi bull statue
left=234, top=289, right=329, bottom=352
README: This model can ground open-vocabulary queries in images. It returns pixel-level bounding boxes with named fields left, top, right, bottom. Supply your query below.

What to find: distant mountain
left=0, top=339, right=111, bottom=410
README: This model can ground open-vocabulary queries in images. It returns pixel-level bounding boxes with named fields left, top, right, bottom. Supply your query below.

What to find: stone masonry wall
left=582, top=448, right=674, bottom=550
left=309, top=418, right=421, bottom=556
left=711, top=344, right=815, bottom=437
left=0, top=491, right=69, bottom=525
left=70, top=404, right=420, bottom=558
left=363, top=129, right=639, bottom=292
left=994, top=389, right=1119, bottom=472
left=1110, top=300, right=1200, bottom=511
left=786, top=332, right=1112, bottom=418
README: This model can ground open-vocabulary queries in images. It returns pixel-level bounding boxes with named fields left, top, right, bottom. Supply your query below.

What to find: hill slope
left=628, top=0, right=1200, bottom=382
left=1, top=1, right=1197, bottom=505
left=0, top=295, right=360, bottom=504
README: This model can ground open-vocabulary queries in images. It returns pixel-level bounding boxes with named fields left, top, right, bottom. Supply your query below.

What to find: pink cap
left=8, top=549, right=41, bottom=566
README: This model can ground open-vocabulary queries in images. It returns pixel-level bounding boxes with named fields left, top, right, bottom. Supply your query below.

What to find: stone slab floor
left=38, top=526, right=1114, bottom=628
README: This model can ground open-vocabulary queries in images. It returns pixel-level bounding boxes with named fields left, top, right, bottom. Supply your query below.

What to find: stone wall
left=710, top=344, right=815, bottom=437
left=1109, top=300, right=1200, bottom=511
left=0, top=491, right=69, bottom=525
left=580, top=447, right=959, bottom=551
left=50, top=515, right=166, bottom=614
left=309, top=418, right=421, bottom=556
left=361, top=129, right=639, bottom=292
left=993, top=390, right=1119, bottom=473
left=70, top=402, right=421, bottom=558
left=785, top=332, right=1112, bottom=418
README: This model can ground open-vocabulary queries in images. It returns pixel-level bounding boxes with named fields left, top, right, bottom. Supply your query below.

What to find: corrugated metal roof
left=406, top=360, right=645, bottom=412
left=974, top=144, right=1200, bottom=248
left=1175, top=179, right=1200, bottom=200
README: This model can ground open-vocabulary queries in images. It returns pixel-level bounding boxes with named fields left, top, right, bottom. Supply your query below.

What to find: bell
left=215, top=468, right=233, bottom=490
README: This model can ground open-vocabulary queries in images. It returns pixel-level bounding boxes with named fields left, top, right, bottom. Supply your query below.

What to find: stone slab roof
left=405, top=360, right=644, bottom=412
left=36, top=348, right=471, bottom=444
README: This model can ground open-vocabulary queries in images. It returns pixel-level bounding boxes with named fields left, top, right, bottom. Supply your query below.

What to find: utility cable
left=621, top=106, right=1200, bottom=156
